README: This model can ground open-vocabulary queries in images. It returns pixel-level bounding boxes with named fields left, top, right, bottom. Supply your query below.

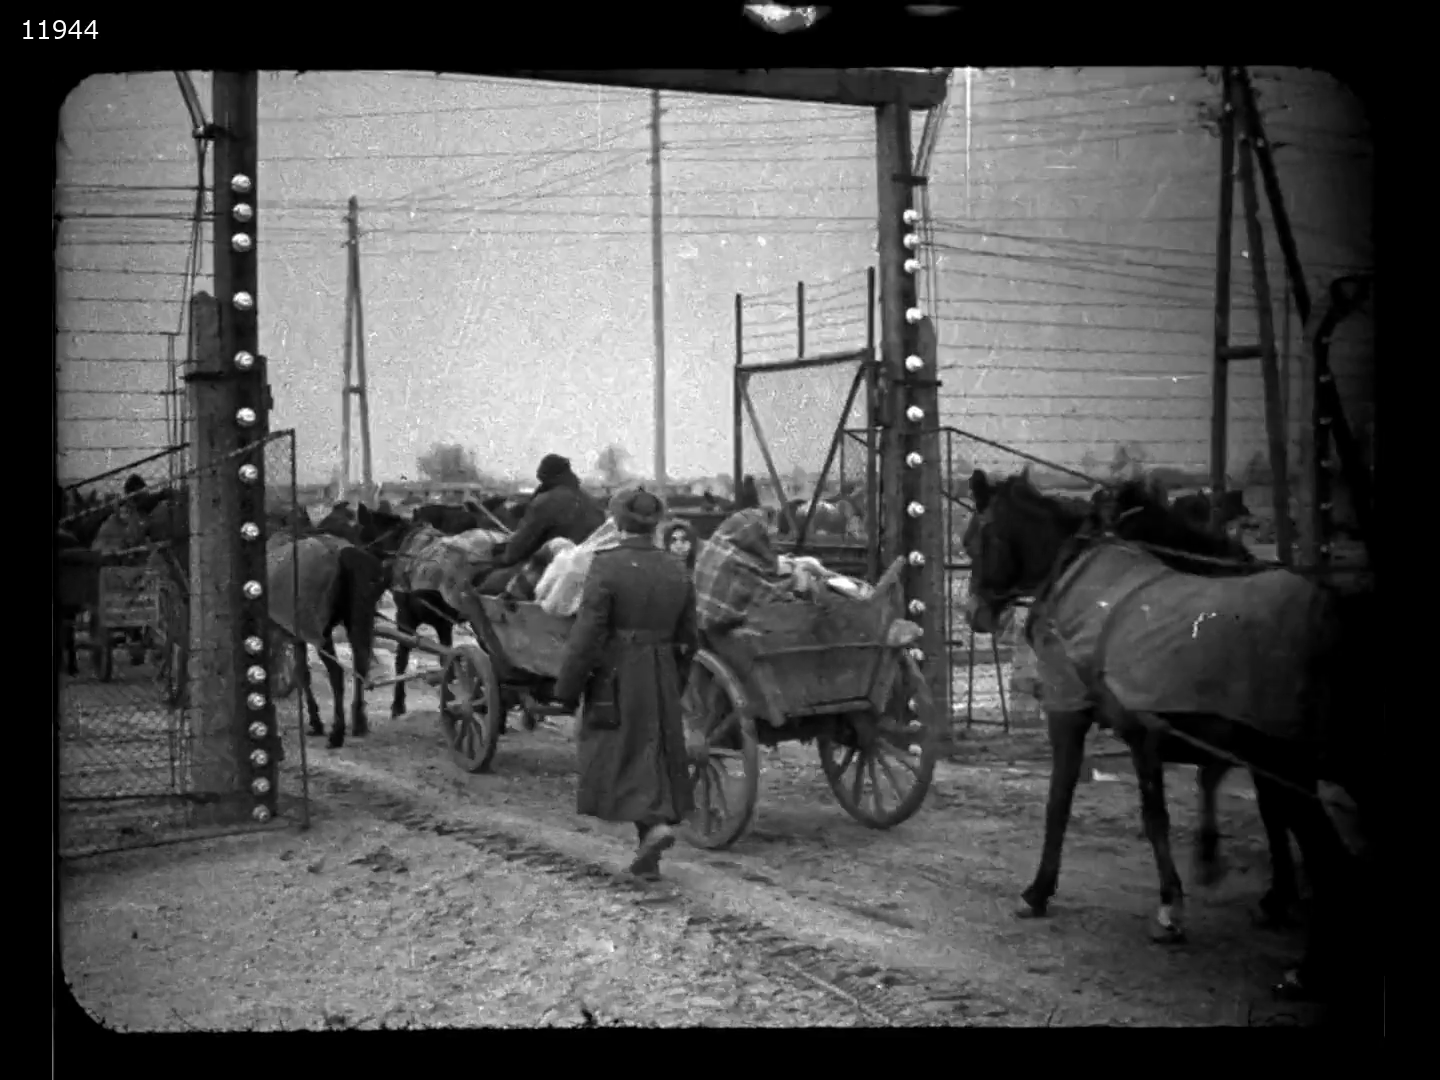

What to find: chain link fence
left=57, top=432, right=304, bottom=857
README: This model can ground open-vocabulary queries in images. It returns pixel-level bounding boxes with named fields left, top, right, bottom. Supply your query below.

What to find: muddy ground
left=60, top=645, right=1339, bottom=1031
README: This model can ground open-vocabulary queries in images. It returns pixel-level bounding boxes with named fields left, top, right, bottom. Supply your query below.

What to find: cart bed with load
left=427, top=555, right=938, bottom=849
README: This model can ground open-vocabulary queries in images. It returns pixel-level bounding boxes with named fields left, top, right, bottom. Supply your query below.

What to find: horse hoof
left=1149, top=907, right=1187, bottom=944
left=308, top=727, right=325, bottom=738
left=390, top=705, right=406, bottom=719
left=1017, top=889, right=1050, bottom=918
left=327, top=736, right=345, bottom=750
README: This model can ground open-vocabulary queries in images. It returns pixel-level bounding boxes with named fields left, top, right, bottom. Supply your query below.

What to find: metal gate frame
left=732, top=271, right=881, bottom=578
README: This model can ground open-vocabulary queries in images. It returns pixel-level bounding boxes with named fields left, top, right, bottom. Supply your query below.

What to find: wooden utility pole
left=187, top=70, right=277, bottom=825
left=352, top=198, right=374, bottom=500
left=339, top=196, right=373, bottom=500
left=649, top=91, right=668, bottom=493
left=875, top=103, right=943, bottom=706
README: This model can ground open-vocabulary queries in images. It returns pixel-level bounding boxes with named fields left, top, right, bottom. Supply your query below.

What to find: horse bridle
left=968, top=504, right=1108, bottom=619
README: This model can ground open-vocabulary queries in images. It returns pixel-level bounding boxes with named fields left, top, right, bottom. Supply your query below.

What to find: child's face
left=668, top=532, right=693, bottom=560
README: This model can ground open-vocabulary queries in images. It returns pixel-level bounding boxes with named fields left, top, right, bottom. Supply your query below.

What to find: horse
left=962, top=467, right=1368, bottom=1001
left=1171, top=488, right=1253, bottom=540
left=412, top=496, right=525, bottom=536
left=356, top=504, right=507, bottom=719
left=266, top=527, right=389, bottom=749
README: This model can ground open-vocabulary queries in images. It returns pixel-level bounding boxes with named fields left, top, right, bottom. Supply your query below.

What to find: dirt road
left=61, top=673, right=1327, bottom=1029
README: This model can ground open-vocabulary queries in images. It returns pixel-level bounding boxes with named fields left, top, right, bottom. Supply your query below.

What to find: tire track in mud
left=299, top=756, right=1042, bottom=1027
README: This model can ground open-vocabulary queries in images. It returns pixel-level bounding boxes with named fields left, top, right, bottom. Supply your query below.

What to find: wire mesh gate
left=57, top=432, right=306, bottom=858
left=734, top=275, right=1038, bottom=736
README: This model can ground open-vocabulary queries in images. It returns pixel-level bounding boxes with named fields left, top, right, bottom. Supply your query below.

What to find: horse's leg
left=391, top=599, right=412, bottom=718
left=350, top=646, right=369, bottom=739
left=1128, top=724, right=1187, bottom=943
left=1260, top=775, right=1352, bottom=1002
left=1253, top=772, right=1301, bottom=928
left=320, top=631, right=346, bottom=748
left=1019, top=708, right=1092, bottom=918
left=299, top=641, right=325, bottom=736
left=1193, top=759, right=1231, bottom=887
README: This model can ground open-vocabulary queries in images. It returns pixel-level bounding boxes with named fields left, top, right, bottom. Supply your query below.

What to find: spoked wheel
left=818, top=652, right=939, bottom=829
left=438, top=645, right=502, bottom=773
left=682, top=650, right=760, bottom=851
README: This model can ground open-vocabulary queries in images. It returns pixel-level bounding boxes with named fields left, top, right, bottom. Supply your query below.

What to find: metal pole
left=649, top=90, right=668, bottom=493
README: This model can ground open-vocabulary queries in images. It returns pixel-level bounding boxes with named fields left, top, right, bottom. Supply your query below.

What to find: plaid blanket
left=693, top=509, right=794, bottom=634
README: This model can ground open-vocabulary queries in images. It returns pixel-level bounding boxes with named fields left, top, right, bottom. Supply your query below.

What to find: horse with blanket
left=356, top=503, right=508, bottom=719
left=962, top=467, right=1376, bottom=1008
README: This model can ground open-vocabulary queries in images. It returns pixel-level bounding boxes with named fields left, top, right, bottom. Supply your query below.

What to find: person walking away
left=551, top=488, right=697, bottom=878
left=477, top=453, right=605, bottom=595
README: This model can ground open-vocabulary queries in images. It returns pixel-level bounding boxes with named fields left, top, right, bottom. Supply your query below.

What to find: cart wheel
left=438, top=645, right=502, bottom=773
left=818, top=652, right=938, bottom=829
left=682, top=649, right=760, bottom=851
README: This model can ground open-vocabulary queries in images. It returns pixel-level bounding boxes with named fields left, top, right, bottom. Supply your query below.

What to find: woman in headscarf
left=659, top=519, right=698, bottom=578
left=552, top=487, right=698, bottom=879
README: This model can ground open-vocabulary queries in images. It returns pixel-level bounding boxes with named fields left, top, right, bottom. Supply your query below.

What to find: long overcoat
left=553, top=536, right=698, bottom=825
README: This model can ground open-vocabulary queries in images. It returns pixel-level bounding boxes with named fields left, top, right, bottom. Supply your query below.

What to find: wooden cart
left=57, top=549, right=156, bottom=682
left=429, top=556, right=939, bottom=850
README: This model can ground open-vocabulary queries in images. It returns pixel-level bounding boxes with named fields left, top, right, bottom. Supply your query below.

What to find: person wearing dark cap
left=477, top=453, right=606, bottom=595
left=552, top=487, right=698, bottom=879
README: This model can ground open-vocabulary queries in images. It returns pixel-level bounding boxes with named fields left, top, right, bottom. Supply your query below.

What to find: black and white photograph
left=53, top=45, right=1378, bottom=1035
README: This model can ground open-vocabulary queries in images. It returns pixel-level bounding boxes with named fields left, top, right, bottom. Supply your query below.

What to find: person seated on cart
left=551, top=487, right=698, bottom=879
left=476, top=453, right=606, bottom=596
left=679, top=507, right=795, bottom=731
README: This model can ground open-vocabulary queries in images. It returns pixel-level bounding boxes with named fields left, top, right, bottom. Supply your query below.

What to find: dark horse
left=963, top=468, right=1369, bottom=1002
left=413, top=496, right=526, bottom=536
left=355, top=503, right=498, bottom=719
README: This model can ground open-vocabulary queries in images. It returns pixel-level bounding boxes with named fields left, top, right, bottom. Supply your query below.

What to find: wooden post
left=341, top=196, right=357, bottom=499
left=649, top=91, right=668, bottom=493
left=1234, top=127, right=1293, bottom=565
left=875, top=103, right=943, bottom=708
left=733, top=292, right=743, bottom=496
left=212, top=69, right=277, bottom=821
left=351, top=199, right=374, bottom=501
left=186, top=291, right=243, bottom=819
left=797, top=280, right=806, bottom=359
left=1210, top=71, right=1237, bottom=516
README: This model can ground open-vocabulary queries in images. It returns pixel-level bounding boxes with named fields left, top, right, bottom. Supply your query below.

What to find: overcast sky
left=56, top=69, right=1370, bottom=487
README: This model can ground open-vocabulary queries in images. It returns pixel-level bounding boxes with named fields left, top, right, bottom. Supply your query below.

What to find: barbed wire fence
left=56, top=78, right=310, bottom=856
left=910, top=67, right=1374, bottom=730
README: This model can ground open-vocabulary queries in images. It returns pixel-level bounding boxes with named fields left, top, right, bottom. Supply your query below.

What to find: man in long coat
left=552, top=487, right=697, bottom=878
left=477, top=453, right=606, bottom=595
